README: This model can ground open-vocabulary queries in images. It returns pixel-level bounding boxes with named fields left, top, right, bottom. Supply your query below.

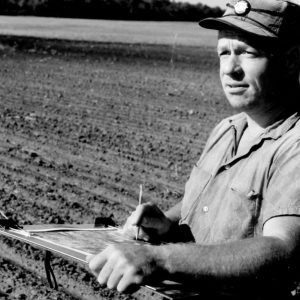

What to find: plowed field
left=0, top=35, right=233, bottom=299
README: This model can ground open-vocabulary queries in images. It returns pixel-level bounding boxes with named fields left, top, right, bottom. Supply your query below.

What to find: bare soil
left=0, top=36, right=233, bottom=300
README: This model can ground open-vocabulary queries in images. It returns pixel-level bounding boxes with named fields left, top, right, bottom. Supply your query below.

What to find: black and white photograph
left=1, top=0, right=300, bottom=299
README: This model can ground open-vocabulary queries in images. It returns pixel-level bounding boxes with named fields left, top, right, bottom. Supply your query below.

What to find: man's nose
left=221, top=55, right=242, bottom=76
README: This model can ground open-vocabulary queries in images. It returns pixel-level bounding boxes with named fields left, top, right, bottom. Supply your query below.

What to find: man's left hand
left=87, top=243, right=163, bottom=293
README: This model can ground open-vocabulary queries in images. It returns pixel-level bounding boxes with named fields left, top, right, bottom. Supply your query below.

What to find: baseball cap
left=199, top=0, right=300, bottom=44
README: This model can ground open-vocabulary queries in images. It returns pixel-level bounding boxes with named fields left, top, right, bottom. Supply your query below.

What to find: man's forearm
left=154, top=236, right=293, bottom=291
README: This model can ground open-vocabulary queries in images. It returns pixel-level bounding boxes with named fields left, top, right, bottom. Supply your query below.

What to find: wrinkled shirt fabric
left=180, top=111, right=300, bottom=244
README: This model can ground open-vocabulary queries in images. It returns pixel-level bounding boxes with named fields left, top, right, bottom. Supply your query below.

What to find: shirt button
left=203, top=206, right=209, bottom=213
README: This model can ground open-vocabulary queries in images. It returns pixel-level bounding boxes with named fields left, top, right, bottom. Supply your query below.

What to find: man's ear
left=284, top=45, right=300, bottom=78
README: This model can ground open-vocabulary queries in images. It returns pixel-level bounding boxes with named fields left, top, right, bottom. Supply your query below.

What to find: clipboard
left=0, top=219, right=201, bottom=299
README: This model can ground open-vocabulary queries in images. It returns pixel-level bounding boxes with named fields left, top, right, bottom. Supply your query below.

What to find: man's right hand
left=121, top=202, right=173, bottom=242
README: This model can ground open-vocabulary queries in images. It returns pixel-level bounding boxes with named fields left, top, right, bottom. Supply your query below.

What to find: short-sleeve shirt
left=180, top=111, right=300, bottom=244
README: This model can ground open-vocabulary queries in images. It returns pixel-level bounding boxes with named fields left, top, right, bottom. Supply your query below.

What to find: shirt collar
left=228, top=111, right=300, bottom=141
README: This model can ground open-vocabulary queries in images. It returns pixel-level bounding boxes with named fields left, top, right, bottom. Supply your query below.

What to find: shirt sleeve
left=263, top=139, right=300, bottom=225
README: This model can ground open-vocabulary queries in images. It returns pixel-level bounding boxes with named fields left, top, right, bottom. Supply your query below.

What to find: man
left=88, top=0, right=300, bottom=298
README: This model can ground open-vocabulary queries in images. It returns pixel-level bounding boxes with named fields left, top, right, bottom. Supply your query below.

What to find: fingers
left=121, top=223, right=150, bottom=241
left=125, top=203, right=165, bottom=228
left=122, top=202, right=171, bottom=241
left=122, top=205, right=145, bottom=229
left=88, top=245, right=119, bottom=287
left=125, top=202, right=157, bottom=227
left=97, top=253, right=118, bottom=286
left=87, top=245, right=144, bottom=293
left=107, top=267, right=142, bottom=293
left=107, top=265, right=123, bottom=289
left=88, top=247, right=110, bottom=277
left=121, top=204, right=154, bottom=240
left=117, top=268, right=143, bottom=293
left=135, top=227, right=150, bottom=242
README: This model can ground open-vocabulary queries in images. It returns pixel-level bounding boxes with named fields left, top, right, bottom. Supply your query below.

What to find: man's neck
left=245, top=116, right=266, bottom=137
left=236, top=108, right=286, bottom=156
left=245, top=84, right=300, bottom=130
left=245, top=106, right=286, bottom=131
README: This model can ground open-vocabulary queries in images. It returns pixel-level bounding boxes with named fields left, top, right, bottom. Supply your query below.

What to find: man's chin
left=226, top=96, right=253, bottom=112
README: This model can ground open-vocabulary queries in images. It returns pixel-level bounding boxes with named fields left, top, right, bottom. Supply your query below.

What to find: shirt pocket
left=228, top=182, right=262, bottom=238
left=180, top=165, right=212, bottom=222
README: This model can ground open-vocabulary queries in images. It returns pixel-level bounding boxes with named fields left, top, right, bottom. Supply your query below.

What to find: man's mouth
left=225, top=83, right=248, bottom=93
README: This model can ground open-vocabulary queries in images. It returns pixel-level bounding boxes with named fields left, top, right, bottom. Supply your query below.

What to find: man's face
left=218, top=30, right=281, bottom=113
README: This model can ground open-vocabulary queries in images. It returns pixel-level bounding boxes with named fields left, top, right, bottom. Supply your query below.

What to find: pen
left=136, top=184, right=143, bottom=240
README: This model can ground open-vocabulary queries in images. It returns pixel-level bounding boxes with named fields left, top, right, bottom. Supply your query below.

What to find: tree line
left=0, top=0, right=223, bottom=21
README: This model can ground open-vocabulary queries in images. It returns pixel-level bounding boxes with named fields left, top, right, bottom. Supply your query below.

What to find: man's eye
left=242, top=50, right=258, bottom=57
left=218, top=51, right=229, bottom=57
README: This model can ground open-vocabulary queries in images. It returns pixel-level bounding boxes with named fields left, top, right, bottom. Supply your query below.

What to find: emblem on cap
left=234, top=0, right=251, bottom=16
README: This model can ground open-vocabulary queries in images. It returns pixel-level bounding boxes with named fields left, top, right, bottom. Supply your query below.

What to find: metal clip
left=0, top=210, right=23, bottom=230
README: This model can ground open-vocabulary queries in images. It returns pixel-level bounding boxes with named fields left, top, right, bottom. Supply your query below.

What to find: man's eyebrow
left=217, top=42, right=227, bottom=49
left=216, top=46, right=223, bottom=53
left=216, top=44, right=228, bottom=53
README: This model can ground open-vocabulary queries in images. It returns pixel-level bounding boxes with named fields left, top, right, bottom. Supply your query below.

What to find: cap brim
left=199, top=16, right=277, bottom=39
